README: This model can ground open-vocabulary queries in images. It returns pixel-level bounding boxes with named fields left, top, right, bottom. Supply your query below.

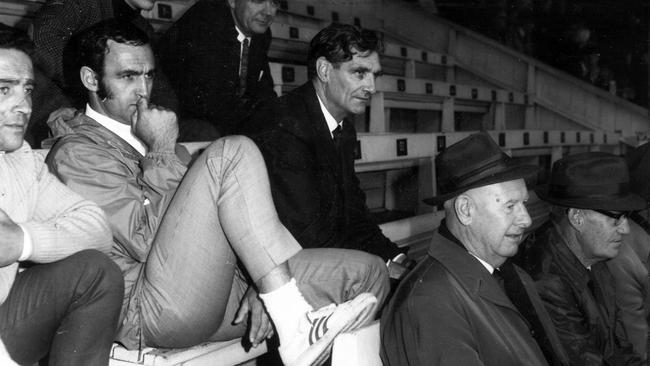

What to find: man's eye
left=25, top=86, right=33, bottom=95
left=0, top=87, right=9, bottom=95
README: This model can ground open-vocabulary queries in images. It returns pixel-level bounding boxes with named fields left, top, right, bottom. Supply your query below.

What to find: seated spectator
left=516, top=152, right=645, bottom=364
left=0, top=23, right=71, bottom=149
left=45, top=19, right=389, bottom=366
left=0, top=28, right=123, bottom=365
left=31, top=0, right=176, bottom=145
left=381, top=132, right=568, bottom=366
left=246, top=23, right=410, bottom=277
left=157, top=0, right=279, bottom=141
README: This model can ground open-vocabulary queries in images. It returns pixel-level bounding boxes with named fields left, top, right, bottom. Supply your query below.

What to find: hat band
left=548, top=182, right=630, bottom=200
left=442, top=155, right=511, bottom=193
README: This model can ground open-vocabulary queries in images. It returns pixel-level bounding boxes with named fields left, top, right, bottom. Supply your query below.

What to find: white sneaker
left=280, top=292, right=378, bottom=366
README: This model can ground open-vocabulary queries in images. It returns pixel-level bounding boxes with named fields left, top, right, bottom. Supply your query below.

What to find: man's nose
left=14, top=91, right=32, bottom=116
left=517, top=205, right=532, bottom=229
left=264, top=0, right=278, bottom=16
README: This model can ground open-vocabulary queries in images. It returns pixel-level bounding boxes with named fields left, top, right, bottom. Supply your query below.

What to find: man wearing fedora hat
left=381, top=132, right=568, bottom=366
left=516, top=152, right=645, bottom=365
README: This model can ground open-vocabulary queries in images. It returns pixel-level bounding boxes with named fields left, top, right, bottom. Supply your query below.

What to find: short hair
left=76, top=18, right=150, bottom=77
left=0, top=23, right=34, bottom=59
left=65, top=18, right=149, bottom=105
left=307, top=23, right=382, bottom=79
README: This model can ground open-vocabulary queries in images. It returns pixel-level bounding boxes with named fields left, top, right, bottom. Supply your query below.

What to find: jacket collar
left=429, top=222, right=520, bottom=312
left=298, top=82, right=345, bottom=170
left=542, top=220, right=592, bottom=290
left=47, top=107, right=143, bottom=159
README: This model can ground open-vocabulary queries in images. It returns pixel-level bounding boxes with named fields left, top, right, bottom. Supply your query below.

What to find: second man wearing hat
left=516, top=152, right=645, bottom=365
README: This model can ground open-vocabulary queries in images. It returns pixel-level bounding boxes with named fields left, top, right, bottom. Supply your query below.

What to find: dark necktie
left=492, top=268, right=506, bottom=293
left=332, top=124, right=343, bottom=152
left=238, top=38, right=250, bottom=96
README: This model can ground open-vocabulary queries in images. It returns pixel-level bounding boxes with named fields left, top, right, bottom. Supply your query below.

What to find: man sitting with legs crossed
left=45, top=19, right=389, bottom=366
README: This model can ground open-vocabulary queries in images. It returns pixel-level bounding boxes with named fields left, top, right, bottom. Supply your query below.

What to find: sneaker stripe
left=308, top=314, right=333, bottom=345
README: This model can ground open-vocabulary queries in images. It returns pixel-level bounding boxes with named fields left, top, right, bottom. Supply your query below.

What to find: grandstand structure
left=1, top=0, right=648, bottom=364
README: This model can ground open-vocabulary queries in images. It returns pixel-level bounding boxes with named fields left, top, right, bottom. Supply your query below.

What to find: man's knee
left=65, top=250, right=124, bottom=301
left=207, top=135, right=262, bottom=160
left=335, top=250, right=390, bottom=304
left=361, top=254, right=391, bottom=305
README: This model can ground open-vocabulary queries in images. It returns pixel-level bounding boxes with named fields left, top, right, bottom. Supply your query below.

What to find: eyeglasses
left=593, top=209, right=632, bottom=226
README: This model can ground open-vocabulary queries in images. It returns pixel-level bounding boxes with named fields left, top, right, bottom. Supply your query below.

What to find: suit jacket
left=247, top=82, right=402, bottom=261
left=157, top=0, right=276, bottom=139
left=517, top=220, right=643, bottom=366
left=380, top=224, right=551, bottom=366
left=607, top=219, right=650, bottom=361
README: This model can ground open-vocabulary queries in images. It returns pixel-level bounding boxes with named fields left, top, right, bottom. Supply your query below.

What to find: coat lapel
left=300, top=83, right=344, bottom=177
left=428, top=230, right=522, bottom=314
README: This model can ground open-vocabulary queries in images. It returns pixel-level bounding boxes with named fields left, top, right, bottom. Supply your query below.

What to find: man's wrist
left=17, top=224, right=32, bottom=261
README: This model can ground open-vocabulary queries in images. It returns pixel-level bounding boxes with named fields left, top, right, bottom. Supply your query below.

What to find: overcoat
left=380, top=225, right=554, bottom=366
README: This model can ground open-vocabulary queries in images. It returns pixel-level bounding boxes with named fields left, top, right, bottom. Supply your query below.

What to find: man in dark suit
left=247, top=23, right=409, bottom=277
left=157, top=0, right=278, bottom=141
left=381, top=132, right=568, bottom=366
left=516, top=152, right=645, bottom=365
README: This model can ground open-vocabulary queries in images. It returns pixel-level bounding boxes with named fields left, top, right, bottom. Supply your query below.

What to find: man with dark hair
left=45, top=19, right=389, bottom=366
left=247, top=23, right=409, bottom=276
left=0, top=28, right=124, bottom=366
left=157, top=0, right=279, bottom=140
left=516, top=152, right=645, bottom=365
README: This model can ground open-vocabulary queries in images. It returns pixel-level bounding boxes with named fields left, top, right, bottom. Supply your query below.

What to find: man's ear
left=455, top=195, right=473, bottom=226
left=315, top=57, right=331, bottom=83
left=80, top=66, right=99, bottom=92
left=566, top=208, right=584, bottom=230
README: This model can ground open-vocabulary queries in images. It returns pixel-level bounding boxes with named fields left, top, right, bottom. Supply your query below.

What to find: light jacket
left=45, top=108, right=189, bottom=349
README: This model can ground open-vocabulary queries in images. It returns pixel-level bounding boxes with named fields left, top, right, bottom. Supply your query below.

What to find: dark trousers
left=0, top=250, right=123, bottom=366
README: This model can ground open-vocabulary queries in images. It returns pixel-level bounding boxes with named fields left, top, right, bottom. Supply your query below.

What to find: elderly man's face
left=578, top=210, right=630, bottom=261
left=466, top=179, right=532, bottom=267
left=92, top=40, right=154, bottom=125
left=228, top=0, right=279, bottom=36
left=321, top=50, right=381, bottom=121
left=0, top=49, right=33, bottom=152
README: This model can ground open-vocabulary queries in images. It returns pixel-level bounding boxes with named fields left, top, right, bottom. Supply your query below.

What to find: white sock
left=259, top=278, right=312, bottom=363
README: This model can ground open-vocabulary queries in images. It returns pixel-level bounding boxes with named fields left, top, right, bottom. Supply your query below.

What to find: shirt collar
left=439, top=219, right=495, bottom=274
left=316, top=93, right=343, bottom=138
left=235, top=26, right=250, bottom=44
left=85, top=104, right=147, bottom=156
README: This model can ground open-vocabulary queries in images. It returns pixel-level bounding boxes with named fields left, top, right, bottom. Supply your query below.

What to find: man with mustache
left=157, top=0, right=279, bottom=141
left=246, top=23, right=410, bottom=278
left=381, top=132, right=568, bottom=366
left=516, top=152, right=645, bottom=364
